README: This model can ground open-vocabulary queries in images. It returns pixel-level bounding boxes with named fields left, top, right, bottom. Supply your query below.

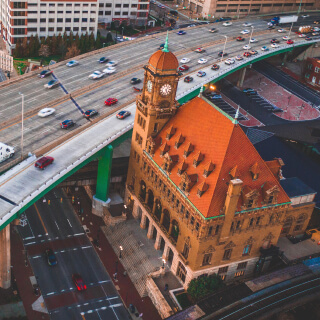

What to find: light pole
left=122, top=27, right=124, bottom=38
left=297, top=0, right=303, bottom=15
left=103, top=42, right=106, bottom=48
left=19, top=92, right=24, bottom=160
left=249, top=26, right=254, bottom=45
left=119, top=246, right=123, bottom=258
left=18, top=66, right=21, bottom=75
left=288, top=21, right=294, bottom=39
left=222, top=35, right=228, bottom=60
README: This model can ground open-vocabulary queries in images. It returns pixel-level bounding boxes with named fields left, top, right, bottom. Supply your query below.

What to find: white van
left=0, top=143, right=15, bottom=163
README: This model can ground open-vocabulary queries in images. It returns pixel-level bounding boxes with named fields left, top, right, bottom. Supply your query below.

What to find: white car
left=223, top=21, right=232, bottom=26
left=241, top=30, right=250, bottom=34
left=243, top=22, right=252, bottom=27
left=198, top=58, right=208, bottom=64
left=278, top=29, right=286, bottom=33
left=301, top=14, right=309, bottom=18
left=38, top=108, right=55, bottom=117
left=66, top=60, right=79, bottom=67
left=225, top=58, right=235, bottom=65
left=299, top=33, right=306, bottom=38
left=106, top=61, right=117, bottom=67
left=88, top=71, right=105, bottom=79
left=271, top=43, right=279, bottom=48
left=103, top=67, right=116, bottom=74
left=282, top=36, right=290, bottom=40
left=250, top=38, right=258, bottom=43
left=235, top=55, right=243, bottom=61
left=243, top=45, right=251, bottom=50
left=261, top=46, right=269, bottom=51
left=180, top=58, right=190, bottom=63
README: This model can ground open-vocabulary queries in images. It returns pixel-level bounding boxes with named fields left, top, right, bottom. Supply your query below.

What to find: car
left=38, top=108, right=55, bottom=117
left=60, top=119, right=75, bottom=129
left=235, top=55, right=243, bottom=61
left=301, top=14, right=309, bottom=18
left=211, top=64, right=220, bottom=70
left=241, top=30, right=250, bottom=35
left=243, top=51, right=251, bottom=57
left=179, top=65, right=189, bottom=72
left=177, top=30, right=186, bottom=35
left=180, top=58, right=190, bottom=63
left=98, top=57, right=109, bottom=63
left=130, top=78, right=141, bottom=84
left=282, top=36, right=290, bottom=40
left=278, top=29, right=285, bottom=33
left=298, top=33, right=306, bottom=38
left=268, top=25, right=275, bottom=30
left=35, top=156, right=54, bottom=169
left=218, top=51, right=228, bottom=57
left=249, top=50, right=258, bottom=55
left=44, top=79, right=60, bottom=89
left=106, top=61, right=117, bottom=67
left=197, top=71, right=206, bottom=77
left=88, top=71, right=105, bottom=79
left=66, top=60, right=79, bottom=67
left=198, top=58, right=208, bottom=64
left=195, top=48, right=205, bottom=53
left=209, top=28, right=218, bottom=33
left=209, top=93, right=222, bottom=99
left=236, top=37, right=245, bottom=41
left=184, top=76, right=193, bottom=83
left=271, top=39, right=279, bottom=43
left=271, top=43, right=279, bottom=48
left=250, top=38, right=258, bottom=43
left=243, top=22, right=252, bottom=27
left=261, top=46, right=269, bottom=51
left=222, top=21, right=232, bottom=26
left=225, top=58, right=235, bottom=65
left=45, top=249, right=57, bottom=266
left=115, top=36, right=124, bottom=42
left=243, top=44, right=251, bottom=50
left=38, top=70, right=53, bottom=78
left=243, top=88, right=256, bottom=95
left=305, top=36, right=312, bottom=41
left=103, top=67, right=116, bottom=74
left=83, top=109, right=98, bottom=118
left=104, top=98, right=118, bottom=106
left=287, top=39, right=294, bottom=44
left=72, top=274, right=87, bottom=291
left=116, top=110, right=131, bottom=119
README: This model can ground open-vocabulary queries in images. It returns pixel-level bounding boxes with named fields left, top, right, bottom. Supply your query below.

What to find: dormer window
left=262, top=183, right=279, bottom=205
left=160, top=142, right=170, bottom=157
left=175, top=133, right=185, bottom=149
left=242, top=186, right=259, bottom=209
left=250, top=162, right=260, bottom=181
left=177, top=160, right=188, bottom=176
left=203, top=161, right=215, bottom=178
left=229, top=165, right=239, bottom=180
left=166, top=125, right=176, bottom=140
left=183, top=142, right=193, bottom=158
left=193, top=151, right=204, bottom=168
left=197, top=182, right=209, bottom=198
left=179, top=172, right=198, bottom=193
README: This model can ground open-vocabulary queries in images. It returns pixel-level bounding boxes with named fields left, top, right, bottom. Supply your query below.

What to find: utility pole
left=19, top=93, right=24, bottom=160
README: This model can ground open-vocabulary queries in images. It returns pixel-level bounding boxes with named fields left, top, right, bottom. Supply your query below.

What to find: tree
left=89, top=32, right=95, bottom=51
left=67, top=31, right=74, bottom=48
left=28, top=34, right=35, bottom=56
left=106, top=32, right=113, bottom=43
left=110, top=21, right=116, bottom=30
left=50, top=35, right=57, bottom=55
left=21, top=38, right=29, bottom=57
left=74, top=33, right=80, bottom=50
left=38, top=44, right=51, bottom=57
left=187, top=274, right=224, bottom=301
left=13, top=39, right=23, bottom=58
left=95, top=31, right=102, bottom=49
left=65, top=44, right=81, bottom=59
left=32, top=34, right=40, bottom=57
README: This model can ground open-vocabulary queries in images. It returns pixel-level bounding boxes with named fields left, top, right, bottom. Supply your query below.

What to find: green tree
left=187, top=274, right=224, bottom=301
left=38, top=44, right=51, bottom=57
left=62, top=31, right=68, bottom=46
left=21, top=37, right=29, bottom=57
left=33, top=34, right=40, bottom=57
left=67, top=31, right=74, bottom=48
left=74, top=33, right=80, bottom=50
left=106, top=32, right=113, bottom=43
left=80, top=32, right=89, bottom=53
left=13, top=39, right=23, bottom=58
left=89, top=31, right=95, bottom=51
left=50, top=35, right=57, bottom=55
left=95, top=30, right=102, bottom=49
left=110, top=21, right=116, bottom=30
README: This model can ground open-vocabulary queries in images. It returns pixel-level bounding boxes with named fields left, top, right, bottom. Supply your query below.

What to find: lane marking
left=67, top=219, right=72, bottom=227
left=34, top=203, right=48, bottom=236
left=55, top=221, right=60, bottom=230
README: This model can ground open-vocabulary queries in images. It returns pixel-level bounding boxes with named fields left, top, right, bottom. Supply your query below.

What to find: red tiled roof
left=152, top=97, right=290, bottom=218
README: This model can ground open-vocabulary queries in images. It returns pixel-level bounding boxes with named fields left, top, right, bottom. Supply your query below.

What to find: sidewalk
left=70, top=187, right=162, bottom=320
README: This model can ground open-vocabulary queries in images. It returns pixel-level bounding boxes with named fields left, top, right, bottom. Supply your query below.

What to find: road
left=17, top=188, right=128, bottom=320
left=0, top=20, right=307, bottom=165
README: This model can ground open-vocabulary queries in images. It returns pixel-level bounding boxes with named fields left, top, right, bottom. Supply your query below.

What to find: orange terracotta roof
left=148, top=50, right=179, bottom=71
left=265, top=159, right=283, bottom=180
left=152, top=97, right=290, bottom=218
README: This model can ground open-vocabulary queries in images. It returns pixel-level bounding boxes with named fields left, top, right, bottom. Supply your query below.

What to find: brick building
left=304, top=57, right=320, bottom=90
left=125, top=38, right=316, bottom=287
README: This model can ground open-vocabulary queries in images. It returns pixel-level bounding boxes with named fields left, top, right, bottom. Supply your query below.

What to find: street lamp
left=297, top=0, right=303, bottom=15
left=162, top=258, right=166, bottom=268
left=122, top=27, right=124, bottom=38
left=119, top=245, right=123, bottom=258
left=19, top=92, right=24, bottom=160
left=249, top=26, right=254, bottom=45
left=103, top=42, right=106, bottom=48
left=222, top=35, right=228, bottom=60
left=18, top=66, right=21, bottom=75
left=288, top=21, right=294, bottom=39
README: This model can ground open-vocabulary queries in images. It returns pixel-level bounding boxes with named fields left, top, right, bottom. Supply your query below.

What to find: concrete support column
left=282, top=52, right=288, bottom=66
left=140, top=213, right=147, bottom=229
left=152, top=201, right=157, bottom=214
left=154, top=232, right=162, bottom=250
left=0, top=225, right=11, bottom=289
left=145, top=191, right=149, bottom=206
left=162, top=242, right=170, bottom=260
left=237, top=67, right=247, bottom=88
left=168, top=221, right=173, bottom=236
left=147, top=223, right=154, bottom=239
left=160, top=212, right=165, bottom=225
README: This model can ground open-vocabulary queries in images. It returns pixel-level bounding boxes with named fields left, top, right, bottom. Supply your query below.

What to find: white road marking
left=25, top=241, right=36, bottom=246
left=32, top=255, right=41, bottom=259
left=67, top=219, right=72, bottom=227
left=46, top=292, right=55, bottom=296
left=55, top=221, right=60, bottom=230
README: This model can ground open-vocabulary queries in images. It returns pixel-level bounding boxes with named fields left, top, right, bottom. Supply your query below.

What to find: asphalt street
left=17, top=188, right=128, bottom=320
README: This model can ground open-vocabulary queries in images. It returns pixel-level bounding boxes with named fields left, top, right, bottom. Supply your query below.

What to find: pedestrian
left=123, top=271, right=127, bottom=277
left=113, top=272, right=117, bottom=280
left=164, top=283, right=168, bottom=291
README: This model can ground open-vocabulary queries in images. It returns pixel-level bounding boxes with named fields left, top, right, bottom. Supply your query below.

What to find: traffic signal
left=72, top=196, right=75, bottom=203
left=48, top=200, right=51, bottom=205
left=60, top=198, right=63, bottom=203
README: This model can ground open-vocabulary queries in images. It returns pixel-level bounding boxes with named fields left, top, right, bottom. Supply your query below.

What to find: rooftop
left=280, top=177, right=316, bottom=198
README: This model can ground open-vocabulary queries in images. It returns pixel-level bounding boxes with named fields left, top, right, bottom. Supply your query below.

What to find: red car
left=72, top=274, right=87, bottom=291
left=243, top=52, right=251, bottom=57
left=236, top=37, right=245, bottom=41
left=287, top=39, right=294, bottom=44
left=195, top=48, right=205, bottom=53
left=179, top=65, right=189, bottom=72
left=35, top=156, right=54, bottom=170
left=104, top=98, right=118, bottom=106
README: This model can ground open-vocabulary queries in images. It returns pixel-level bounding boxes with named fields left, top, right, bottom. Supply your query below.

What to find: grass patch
left=13, top=55, right=62, bottom=74
left=175, top=292, right=193, bottom=309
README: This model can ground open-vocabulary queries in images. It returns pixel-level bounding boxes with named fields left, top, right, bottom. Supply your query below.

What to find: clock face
left=160, top=84, right=172, bottom=96
left=147, top=80, right=153, bottom=93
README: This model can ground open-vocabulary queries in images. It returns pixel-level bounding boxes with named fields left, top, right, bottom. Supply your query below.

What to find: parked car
left=35, top=156, right=54, bottom=169
left=60, top=119, right=75, bottom=129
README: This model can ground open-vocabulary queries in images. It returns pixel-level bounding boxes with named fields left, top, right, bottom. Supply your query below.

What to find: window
left=28, top=11, right=37, bottom=14
left=105, top=3, right=112, bottom=6
left=41, top=3, right=46, bottom=6
left=131, top=4, right=137, bottom=7
left=234, top=270, right=245, bottom=277
left=115, top=3, right=121, bottom=7
left=28, top=27, right=37, bottom=32
left=14, top=2, right=26, bottom=9
left=215, top=225, right=220, bottom=235
left=202, top=253, right=212, bottom=266
left=235, top=221, right=241, bottom=230
left=131, top=11, right=137, bottom=15
left=185, top=211, right=189, bottom=220
left=99, top=11, right=103, bottom=15
left=66, top=11, right=72, bottom=13
left=99, top=3, right=104, bottom=7
left=74, top=11, right=80, bottom=13
left=83, top=11, right=88, bottom=13
left=208, top=226, right=213, bottom=236
left=180, top=205, right=185, bottom=214
left=73, top=27, right=79, bottom=32
left=195, top=222, right=200, bottom=231
left=123, top=12, right=128, bottom=15
left=66, top=18, right=71, bottom=22
left=66, top=3, right=72, bottom=6
left=90, top=18, right=95, bottom=22
left=247, top=199, right=254, bottom=208
left=123, top=3, right=129, bottom=7
left=40, top=18, right=46, bottom=22
left=49, top=18, right=54, bottom=23
left=190, top=216, right=195, bottom=225
left=140, top=4, right=148, bottom=9
left=74, top=18, right=79, bottom=22
left=138, top=12, right=147, bottom=17
left=256, top=217, right=261, bottom=225
left=57, top=27, right=63, bottom=31
left=13, top=11, right=26, bottom=16
left=242, top=245, right=251, bottom=256
left=13, top=28, right=25, bottom=35
left=28, top=3, right=37, bottom=6
left=115, top=12, right=121, bottom=15
left=218, top=266, right=228, bottom=280
left=65, top=27, right=71, bottom=31
left=27, top=18, right=37, bottom=23
left=75, top=3, right=80, bottom=6
left=14, top=19, right=25, bottom=26
left=48, top=27, right=54, bottom=32
left=57, top=11, right=63, bottom=13
left=223, top=249, right=232, bottom=260
left=267, top=195, right=274, bottom=204
left=57, top=18, right=63, bottom=23
left=58, top=3, right=63, bottom=6
left=40, top=11, right=46, bottom=13
left=182, top=243, right=189, bottom=259
left=83, top=3, right=88, bottom=6
left=249, top=218, right=254, bottom=227
left=315, top=67, right=319, bottom=73
left=49, top=3, right=55, bottom=6
left=82, top=18, right=88, bottom=22
left=49, top=11, right=54, bottom=13
left=237, top=262, right=247, bottom=270
left=81, top=27, right=87, bottom=31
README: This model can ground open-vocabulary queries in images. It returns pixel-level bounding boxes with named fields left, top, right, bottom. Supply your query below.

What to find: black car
left=243, top=88, right=257, bottom=95
left=218, top=51, right=228, bottom=57
left=38, top=70, right=53, bottom=78
left=98, top=57, right=109, bottom=63
left=45, top=249, right=57, bottom=266
left=84, top=109, right=98, bottom=118
left=271, top=39, right=279, bottom=43
left=60, top=119, right=75, bottom=129
left=184, top=76, right=193, bottom=83
left=211, top=64, right=220, bottom=70
left=130, top=78, right=141, bottom=85
left=116, top=110, right=131, bottom=119
left=305, top=36, right=312, bottom=41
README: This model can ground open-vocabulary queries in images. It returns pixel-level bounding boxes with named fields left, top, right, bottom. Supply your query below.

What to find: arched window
left=139, top=180, right=146, bottom=202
